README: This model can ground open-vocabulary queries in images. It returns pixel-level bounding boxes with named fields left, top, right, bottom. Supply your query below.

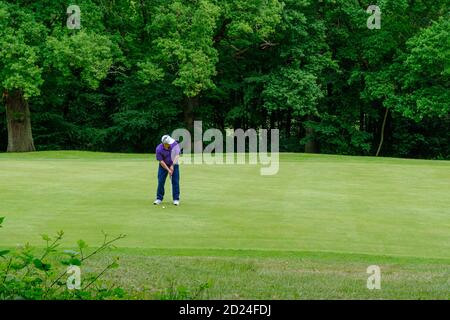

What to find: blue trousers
left=156, top=164, right=180, bottom=201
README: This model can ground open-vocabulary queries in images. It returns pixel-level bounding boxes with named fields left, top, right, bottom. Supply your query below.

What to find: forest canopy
left=0, top=0, right=448, bottom=158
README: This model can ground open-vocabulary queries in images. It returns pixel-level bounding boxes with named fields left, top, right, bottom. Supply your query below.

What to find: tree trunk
left=304, top=116, right=319, bottom=153
left=285, top=112, right=292, bottom=136
left=184, top=96, right=199, bottom=152
left=184, top=96, right=197, bottom=132
left=375, top=107, right=389, bottom=157
left=5, top=90, right=35, bottom=152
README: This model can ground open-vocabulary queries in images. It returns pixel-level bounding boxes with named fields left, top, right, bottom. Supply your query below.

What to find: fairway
left=1, top=151, right=449, bottom=299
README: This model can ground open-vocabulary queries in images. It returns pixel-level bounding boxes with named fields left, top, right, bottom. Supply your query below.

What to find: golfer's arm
left=160, top=161, right=171, bottom=172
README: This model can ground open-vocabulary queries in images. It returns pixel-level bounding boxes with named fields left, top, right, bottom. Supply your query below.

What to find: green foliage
left=0, top=0, right=448, bottom=159
left=0, top=0, right=115, bottom=97
left=304, top=115, right=373, bottom=155
left=0, top=217, right=127, bottom=300
left=45, top=31, right=114, bottom=89
left=390, top=16, right=450, bottom=121
left=146, top=0, right=221, bottom=97
left=0, top=2, right=44, bottom=98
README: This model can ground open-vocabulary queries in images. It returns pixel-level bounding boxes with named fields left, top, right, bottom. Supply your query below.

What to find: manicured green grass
left=0, top=151, right=449, bottom=299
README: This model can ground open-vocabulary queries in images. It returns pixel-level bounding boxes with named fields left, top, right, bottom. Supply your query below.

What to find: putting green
left=0, top=151, right=449, bottom=260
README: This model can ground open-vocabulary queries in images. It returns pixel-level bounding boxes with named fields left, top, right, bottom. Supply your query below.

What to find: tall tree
left=0, top=3, right=44, bottom=151
left=0, top=1, right=114, bottom=152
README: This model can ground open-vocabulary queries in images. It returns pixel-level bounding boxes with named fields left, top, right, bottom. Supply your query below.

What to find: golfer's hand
left=168, top=168, right=174, bottom=176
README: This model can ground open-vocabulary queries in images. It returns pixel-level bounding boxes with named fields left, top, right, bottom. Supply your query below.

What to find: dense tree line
left=0, top=0, right=448, bottom=158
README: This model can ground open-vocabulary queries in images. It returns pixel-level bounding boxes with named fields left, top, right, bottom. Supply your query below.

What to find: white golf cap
left=161, top=135, right=175, bottom=145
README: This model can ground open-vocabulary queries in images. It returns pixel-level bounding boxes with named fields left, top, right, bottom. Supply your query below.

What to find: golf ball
left=162, top=206, right=166, bottom=209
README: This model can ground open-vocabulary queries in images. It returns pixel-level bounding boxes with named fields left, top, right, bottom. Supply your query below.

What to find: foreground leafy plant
left=0, top=217, right=127, bottom=300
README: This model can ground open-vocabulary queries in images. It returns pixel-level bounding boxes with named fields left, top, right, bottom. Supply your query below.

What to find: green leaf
left=0, top=249, right=10, bottom=257
left=61, top=258, right=81, bottom=266
left=69, top=258, right=81, bottom=266
left=60, top=259, right=71, bottom=266
left=31, top=277, right=43, bottom=285
left=77, top=240, right=88, bottom=249
left=110, top=257, right=120, bottom=269
left=33, top=259, right=51, bottom=271
left=33, top=258, right=43, bottom=268
left=41, top=262, right=51, bottom=271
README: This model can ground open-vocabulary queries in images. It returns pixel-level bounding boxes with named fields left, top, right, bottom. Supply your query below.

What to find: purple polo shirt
left=156, top=142, right=180, bottom=166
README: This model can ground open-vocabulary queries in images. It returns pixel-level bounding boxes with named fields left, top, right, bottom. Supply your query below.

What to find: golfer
left=153, top=135, right=181, bottom=206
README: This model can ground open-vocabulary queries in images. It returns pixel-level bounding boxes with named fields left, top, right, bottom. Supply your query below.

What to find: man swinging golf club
left=153, top=135, right=181, bottom=206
